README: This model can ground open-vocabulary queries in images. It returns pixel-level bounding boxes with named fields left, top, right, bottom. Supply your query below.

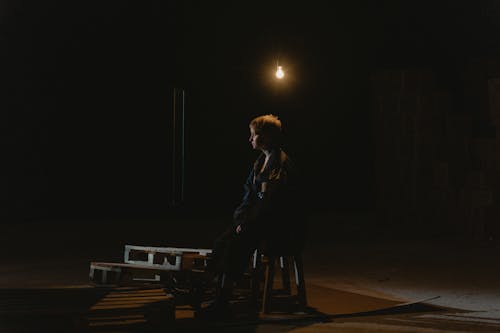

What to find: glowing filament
left=275, top=65, right=284, bottom=79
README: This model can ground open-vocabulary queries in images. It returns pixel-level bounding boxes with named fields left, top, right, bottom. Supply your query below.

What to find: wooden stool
left=251, top=249, right=307, bottom=314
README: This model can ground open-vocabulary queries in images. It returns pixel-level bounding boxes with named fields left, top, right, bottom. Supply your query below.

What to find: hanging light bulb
left=275, top=65, right=284, bottom=79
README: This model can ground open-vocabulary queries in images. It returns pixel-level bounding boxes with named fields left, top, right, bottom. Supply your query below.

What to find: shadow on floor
left=0, top=284, right=450, bottom=333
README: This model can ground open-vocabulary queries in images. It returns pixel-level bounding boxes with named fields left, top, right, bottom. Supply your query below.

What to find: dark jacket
left=233, top=148, right=306, bottom=252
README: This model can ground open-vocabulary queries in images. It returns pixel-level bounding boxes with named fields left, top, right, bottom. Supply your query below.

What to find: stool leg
left=262, top=256, right=276, bottom=314
left=280, top=256, right=291, bottom=294
left=293, top=255, right=307, bottom=311
left=250, top=249, right=261, bottom=308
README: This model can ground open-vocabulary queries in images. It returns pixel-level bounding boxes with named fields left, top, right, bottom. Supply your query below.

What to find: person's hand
left=236, top=224, right=242, bottom=234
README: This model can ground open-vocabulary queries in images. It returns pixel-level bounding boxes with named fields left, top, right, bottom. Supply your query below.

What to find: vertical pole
left=172, top=89, right=177, bottom=206
left=172, top=88, right=185, bottom=207
left=181, top=89, right=185, bottom=203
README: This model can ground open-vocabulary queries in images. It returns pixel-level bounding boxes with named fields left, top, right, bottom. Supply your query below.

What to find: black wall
left=3, top=1, right=500, bottom=221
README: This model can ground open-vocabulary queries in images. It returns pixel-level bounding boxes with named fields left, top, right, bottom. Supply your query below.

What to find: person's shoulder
left=279, top=150, right=296, bottom=170
left=279, top=149, right=292, bottom=163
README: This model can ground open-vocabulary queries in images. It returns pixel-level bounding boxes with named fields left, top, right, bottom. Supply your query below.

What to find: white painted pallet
left=124, top=245, right=212, bottom=271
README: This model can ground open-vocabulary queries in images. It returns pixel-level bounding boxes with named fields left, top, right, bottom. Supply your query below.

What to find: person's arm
left=236, top=166, right=287, bottom=232
left=233, top=169, right=255, bottom=225
left=253, top=168, right=285, bottom=213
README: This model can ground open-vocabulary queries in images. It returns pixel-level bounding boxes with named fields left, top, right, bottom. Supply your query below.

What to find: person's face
left=249, top=126, right=266, bottom=150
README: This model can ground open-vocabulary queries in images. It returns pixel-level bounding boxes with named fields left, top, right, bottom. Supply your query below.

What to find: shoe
left=195, top=299, right=233, bottom=321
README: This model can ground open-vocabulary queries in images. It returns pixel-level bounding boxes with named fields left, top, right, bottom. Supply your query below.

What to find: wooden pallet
left=124, top=245, right=212, bottom=270
left=0, top=286, right=174, bottom=331
left=90, top=252, right=211, bottom=286
left=85, top=286, right=175, bottom=330
left=89, top=262, right=166, bottom=285
left=89, top=245, right=212, bottom=285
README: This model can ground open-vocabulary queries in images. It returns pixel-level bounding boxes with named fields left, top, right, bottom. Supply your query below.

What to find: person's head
left=249, top=114, right=282, bottom=151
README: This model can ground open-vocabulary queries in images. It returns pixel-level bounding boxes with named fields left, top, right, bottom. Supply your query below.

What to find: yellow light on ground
left=275, top=65, right=284, bottom=79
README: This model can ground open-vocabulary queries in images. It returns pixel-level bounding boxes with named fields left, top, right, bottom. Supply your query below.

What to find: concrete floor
left=1, top=212, right=499, bottom=332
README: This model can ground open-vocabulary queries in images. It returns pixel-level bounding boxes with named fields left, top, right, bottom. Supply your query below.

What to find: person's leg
left=197, top=229, right=258, bottom=319
left=220, top=227, right=256, bottom=274
left=207, top=225, right=234, bottom=274
left=197, top=226, right=237, bottom=319
left=216, top=229, right=260, bottom=302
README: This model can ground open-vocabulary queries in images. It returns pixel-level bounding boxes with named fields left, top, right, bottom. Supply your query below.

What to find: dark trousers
left=211, top=224, right=260, bottom=280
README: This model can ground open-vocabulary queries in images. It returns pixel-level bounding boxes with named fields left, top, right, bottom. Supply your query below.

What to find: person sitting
left=197, top=114, right=305, bottom=320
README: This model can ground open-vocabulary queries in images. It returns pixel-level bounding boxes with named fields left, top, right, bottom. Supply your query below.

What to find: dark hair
left=249, top=114, right=282, bottom=145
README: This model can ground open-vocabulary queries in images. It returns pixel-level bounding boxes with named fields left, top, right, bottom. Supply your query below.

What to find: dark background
left=3, top=1, right=500, bottom=231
